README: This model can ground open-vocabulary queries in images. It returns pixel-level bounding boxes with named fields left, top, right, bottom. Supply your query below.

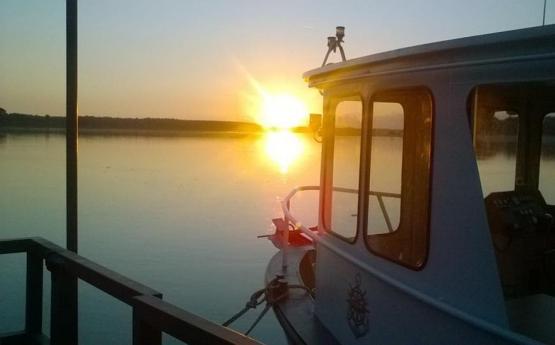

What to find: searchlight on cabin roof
left=322, top=26, right=347, bottom=67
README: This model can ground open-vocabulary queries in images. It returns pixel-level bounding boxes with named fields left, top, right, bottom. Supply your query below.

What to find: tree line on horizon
left=0, top=112, right=263, bottom=133
left=1, top=110, right=553, bottom=135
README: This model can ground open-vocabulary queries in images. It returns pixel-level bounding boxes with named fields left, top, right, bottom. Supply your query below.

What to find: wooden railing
left=0, top=237, right=262, bottom=345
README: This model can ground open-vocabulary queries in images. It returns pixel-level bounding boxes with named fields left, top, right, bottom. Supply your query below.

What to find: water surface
left=0, top=132, right=321, bottom=345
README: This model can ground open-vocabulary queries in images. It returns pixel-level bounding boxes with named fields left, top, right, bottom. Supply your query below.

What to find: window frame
left=362, top=87, right=435, bottom=270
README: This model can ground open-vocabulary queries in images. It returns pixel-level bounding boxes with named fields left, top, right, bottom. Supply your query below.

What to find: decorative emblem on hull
left=346, top=273, right=369, bottom=338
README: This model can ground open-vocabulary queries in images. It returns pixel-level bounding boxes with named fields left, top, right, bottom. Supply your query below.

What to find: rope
left=222, top=288, right=266, bottom=327
left=222, top=276, right=312, bottom=335
left=245, top=304, right=271, bottom=335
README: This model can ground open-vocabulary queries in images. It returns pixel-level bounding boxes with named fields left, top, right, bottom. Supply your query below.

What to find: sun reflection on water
left=263, top=130, right=305, bottom=174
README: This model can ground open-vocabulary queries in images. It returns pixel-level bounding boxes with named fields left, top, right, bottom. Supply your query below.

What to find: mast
left=63, top=1, right=79, bottom=342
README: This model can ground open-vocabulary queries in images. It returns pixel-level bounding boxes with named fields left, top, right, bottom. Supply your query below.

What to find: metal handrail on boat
left=278, top=185, right=400, bottom=271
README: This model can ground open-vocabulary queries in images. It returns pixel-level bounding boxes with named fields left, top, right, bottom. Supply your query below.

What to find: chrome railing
left=278, top=186, right=401, bottom=271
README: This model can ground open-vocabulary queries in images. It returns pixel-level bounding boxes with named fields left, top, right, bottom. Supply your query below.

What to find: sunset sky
left=1, top=0, right=552, bottom=123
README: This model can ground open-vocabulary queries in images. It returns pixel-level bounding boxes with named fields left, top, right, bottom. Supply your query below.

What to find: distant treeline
left=3, top=112, right=553, bottom=136
left=0, top=113, right=263, bottom=134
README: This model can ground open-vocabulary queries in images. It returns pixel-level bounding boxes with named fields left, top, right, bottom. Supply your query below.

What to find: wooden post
left=25, top=252, right=43, bottom=335
left=48, top=255, right=78, bottom=345
left=132, top=309, right=162, bottom=345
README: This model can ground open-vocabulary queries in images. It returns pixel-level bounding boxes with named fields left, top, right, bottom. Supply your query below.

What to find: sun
left=238, top=70, right=309, bottom=129
left=259, top=93, right=308, bottom=129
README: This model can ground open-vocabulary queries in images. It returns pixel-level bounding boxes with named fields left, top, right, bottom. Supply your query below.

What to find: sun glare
left=263, top=130, right=305, bottom=174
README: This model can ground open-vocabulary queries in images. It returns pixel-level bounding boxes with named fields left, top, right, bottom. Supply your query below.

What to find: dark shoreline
left=0, top=127, right=266, bottom=138
left=0, top=113, right=264, bottom=132
left=0, top=113, right=324, bottom=137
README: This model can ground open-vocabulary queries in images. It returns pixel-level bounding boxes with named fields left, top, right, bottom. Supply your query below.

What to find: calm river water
left=0, top=132, right=554, bottom=344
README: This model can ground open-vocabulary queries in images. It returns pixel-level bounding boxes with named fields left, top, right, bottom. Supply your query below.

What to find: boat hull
left=265, top=245, right=341, bottom=345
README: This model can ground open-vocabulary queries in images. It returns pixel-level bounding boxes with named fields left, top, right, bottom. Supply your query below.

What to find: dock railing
left=0, top=237, right=263, bottom=345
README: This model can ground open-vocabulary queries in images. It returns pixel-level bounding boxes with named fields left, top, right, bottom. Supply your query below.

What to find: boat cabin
left=270, top=24, right=555, bottom=345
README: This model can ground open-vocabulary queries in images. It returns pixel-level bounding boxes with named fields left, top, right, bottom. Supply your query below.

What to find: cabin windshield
left=473, top=108, right=519, bottom=195
left=472, top=83, right=555, bottom=201
left=367, top=101, right=403, bottom=235
left=326, top=97, right=363, bottom=240
left=472, top=83, right=555, bottom=300
left=364, top=89, right=433, bottom=269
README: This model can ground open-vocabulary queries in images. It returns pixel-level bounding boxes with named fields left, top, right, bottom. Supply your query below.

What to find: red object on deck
left=269, top=218, right=316, bottom=248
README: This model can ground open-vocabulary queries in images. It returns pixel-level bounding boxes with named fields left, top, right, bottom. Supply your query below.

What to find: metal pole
left=338, top=44, right=346, bottom=62
left=66, top=0, right=78, bottom=253
left=321, top=47, right=333, bottom=67
left=65, top=2, right=80, bottom=341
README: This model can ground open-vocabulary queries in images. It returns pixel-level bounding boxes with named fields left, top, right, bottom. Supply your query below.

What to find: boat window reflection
left=368, top=102, right=403, bottom=235
left=329, top=99, right=362, bottom=241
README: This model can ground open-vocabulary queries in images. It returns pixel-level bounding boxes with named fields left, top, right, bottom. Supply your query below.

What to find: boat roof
left=304, top=24, right=555, bottom=87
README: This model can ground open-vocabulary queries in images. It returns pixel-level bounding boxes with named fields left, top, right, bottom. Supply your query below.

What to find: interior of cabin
left=471, top=82, right=555, bottom=343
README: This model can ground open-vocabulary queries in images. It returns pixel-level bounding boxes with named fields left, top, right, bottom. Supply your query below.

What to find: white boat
left=265, top=24, right=555, bottom=344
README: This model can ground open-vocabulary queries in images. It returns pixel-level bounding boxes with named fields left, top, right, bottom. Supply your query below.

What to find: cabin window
left=470, top=84, right=555, bottom=197
left=540, top=113, right=555, bottom=203
left=364, top=89, right=433, bottom=269
left=471, top=88, right=520, bottom=195
left=367, top=102, right=403, bottom=234
left=327, top=98, right=363, bottom=241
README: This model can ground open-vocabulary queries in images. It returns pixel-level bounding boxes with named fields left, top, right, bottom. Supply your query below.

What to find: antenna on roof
left=543, top=0, right=547, bottom=26
left=322, top=26, right=347, bottom=67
